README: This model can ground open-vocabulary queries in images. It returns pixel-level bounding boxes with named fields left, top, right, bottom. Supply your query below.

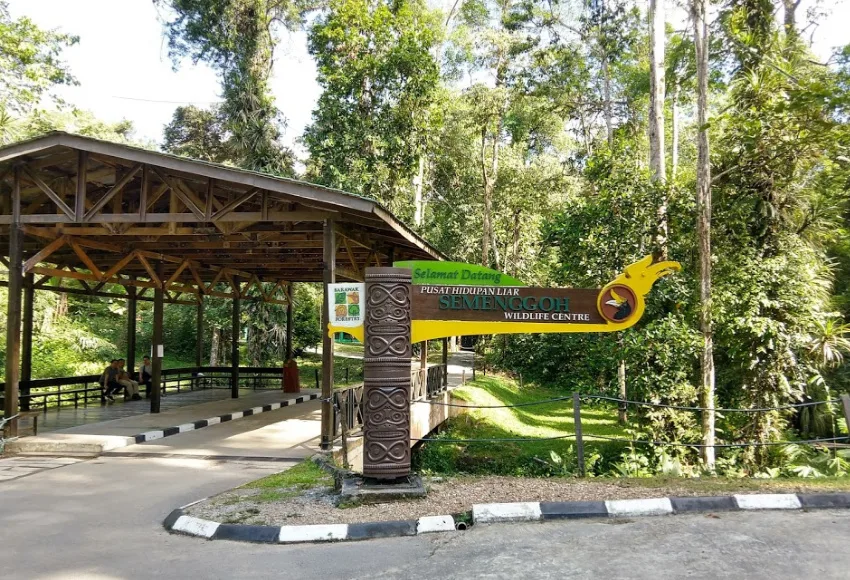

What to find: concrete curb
left=472, top=493, right=850, bottom=523
left=163, top=508, right=456, bottom=544
left=132, top=393, right=319, bottom=444
left=9, top=393, right=320, bottom=455
left=163, top=492, right=850, bottom=545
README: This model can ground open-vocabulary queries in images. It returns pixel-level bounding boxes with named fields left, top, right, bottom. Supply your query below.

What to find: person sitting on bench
left=138, top=356, right=154, bottom=398
left=117, top=359, right=141, bottom=401
left=101, top=359, right=123, bottom=402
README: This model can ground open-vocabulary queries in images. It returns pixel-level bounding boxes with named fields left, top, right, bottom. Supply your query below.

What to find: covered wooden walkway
left=0, top=132, right=441, bottom=446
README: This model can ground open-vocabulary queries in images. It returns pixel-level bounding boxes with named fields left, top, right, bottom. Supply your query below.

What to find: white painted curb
left=417, top=515, right=456, bottom=534
left=734, top=494, right=802, bottom=510
left=172, top=515, right=220, bottom=538
left=474, top=502, right=543, bottom=523
left=279, top=524, right=349, bottom=543
left=605, top=498, right=674, bottom=517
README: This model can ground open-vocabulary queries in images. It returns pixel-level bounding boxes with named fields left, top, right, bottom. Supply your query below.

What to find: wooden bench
left=14, top=410, right=41, bottom=437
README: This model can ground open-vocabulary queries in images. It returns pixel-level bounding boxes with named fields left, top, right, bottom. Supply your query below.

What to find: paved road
left=2, top=453, right=848, bottom=580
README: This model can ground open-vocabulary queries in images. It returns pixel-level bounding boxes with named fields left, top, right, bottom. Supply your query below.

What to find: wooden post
left=573, top=392, right=585, bottom=477
left=231, top=282, right=241, bottom=398
left=20, top=273, right=34, bottom=411
left=363, top=267, right=412, bottom=478
left=285, top=283, right=294, bottom=361
left=841, top=394, right=850, bottom=438
left=320, top=219, right=336, bottom=450
left=150, top=262, right=164, bottom=413
left=196, top=295, right=204, bottom=368
left=441, top=337, right=448, bottom=388
left=127, top=283, right=137, bottom=378
left=4, top=166, right=22, bottom=435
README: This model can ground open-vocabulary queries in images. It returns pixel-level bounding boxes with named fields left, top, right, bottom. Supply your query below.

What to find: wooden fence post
left=573, top=392, right=585, bottom=477
left=841, top=394, right=850, bottom=438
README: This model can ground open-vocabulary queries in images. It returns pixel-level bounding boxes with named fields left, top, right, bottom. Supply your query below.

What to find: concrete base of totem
left=340, top=474, right=426, bottom=503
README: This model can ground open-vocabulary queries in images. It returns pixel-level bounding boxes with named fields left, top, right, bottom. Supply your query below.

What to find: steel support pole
left=363, top=267, right=412, bottom=479
left=320, top=220, right=336, bottom=450
left=441, top=337, right=449, bottom=388
left=4, top=166, right=22, bottom=434
left=285, top=283, right=294, bottom=361
left=127, top=283, right=137, bottom=378
left=150, top=262, right=164, bottom=413
left=231, top=282, right=241, bottom=398
left=20, top=273, right=34, bottom=411
left=196, top=296, right=204, bottom=368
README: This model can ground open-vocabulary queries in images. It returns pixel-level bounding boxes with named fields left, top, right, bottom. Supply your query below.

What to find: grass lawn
left=297, top=352, right=363, bottom=388
left=415, top=375, right=630, bottom=476
left=241, top=460, right=334, bottom=503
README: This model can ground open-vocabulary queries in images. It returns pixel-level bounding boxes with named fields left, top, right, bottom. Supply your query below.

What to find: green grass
left=241, top=460, right=334, bottom=502
left=296, top=353, right=363, bottom=388
left=615, top=476, right=850, bottom=493
left=414, top=375, right=629, bottom=476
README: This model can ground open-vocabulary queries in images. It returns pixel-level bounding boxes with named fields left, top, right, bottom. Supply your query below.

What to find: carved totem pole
left=363, top=267, right=412, bottom=479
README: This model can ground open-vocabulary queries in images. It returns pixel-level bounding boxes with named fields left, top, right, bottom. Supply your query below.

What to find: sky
left=8, top=0, right=850, bottom=162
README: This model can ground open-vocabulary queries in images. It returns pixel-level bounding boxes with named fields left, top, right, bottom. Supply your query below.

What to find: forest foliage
left=2, top=0, right=850, bottom=473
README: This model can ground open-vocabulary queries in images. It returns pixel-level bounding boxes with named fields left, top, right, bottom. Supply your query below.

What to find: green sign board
left=393, top=261, right=525, bottom=287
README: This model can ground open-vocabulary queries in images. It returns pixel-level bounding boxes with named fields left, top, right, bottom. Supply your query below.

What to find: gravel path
left=186, top=474, right=850, bottom=526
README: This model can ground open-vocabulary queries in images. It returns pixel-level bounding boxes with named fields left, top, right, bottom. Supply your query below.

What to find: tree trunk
left=602, top=56, right=613, bottom=146
left=618, top=355, right=627, bottom=425
left=671, top=82, right=680, bottom=180
left=481, top=127, right=493, bottom=267
left=55, top=291, right=68, bottom=321
left=649, top=0, right=667, bottom=261
left=414, top=155, right=425, bottom=226
left=692, top=0, right=715, bottom=469
left=209, top=327, right=221, bottom=366
left=782, top=0, right=800, bottom=39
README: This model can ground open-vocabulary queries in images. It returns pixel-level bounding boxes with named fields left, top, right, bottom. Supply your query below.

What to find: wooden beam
left=166, top=260, right=190, bottom=287
left=99, top=252, right=138, bottom=287
left=135, top=252, right=160, bottom=285
left=140, top=165, right=149, bottom=221
left=23, top=236, right=68, bottom=272
left=205, top=178, right=214, bottom=219
left=83, top=163, right=141, bottom=221
left=214, top=188, right=259, bottom=220
left=69, top=239, right=104, bottom=279
left=24, top=167, right=75, bottom=220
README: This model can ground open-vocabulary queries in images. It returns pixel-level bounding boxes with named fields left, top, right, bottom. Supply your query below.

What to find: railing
left=411, top=364, right=448, bottom=401
left=331, top=363, right=450, bottom=441
left=0, top=366, right=285, bottom=413
left=331, top=384, right=364, bottom=439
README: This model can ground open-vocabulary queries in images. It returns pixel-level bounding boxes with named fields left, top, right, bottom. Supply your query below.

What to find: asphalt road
left=2, top=453, right=849, bottom=580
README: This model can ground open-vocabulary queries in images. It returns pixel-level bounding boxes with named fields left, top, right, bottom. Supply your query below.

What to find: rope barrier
left=582, top=394, right=842, bottom=413
left=412, top=395, right=572, bottom=409
left=412, top=433, right=577, bottom=443
left=584, top=434, right=850, bottom=448
left=411, top=433, right=849, bottom=447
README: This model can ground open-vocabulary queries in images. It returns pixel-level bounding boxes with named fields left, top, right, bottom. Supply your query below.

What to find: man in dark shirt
left=101, top=359, right=122, bottom=402
left=138, top=355, right=153, bottom=398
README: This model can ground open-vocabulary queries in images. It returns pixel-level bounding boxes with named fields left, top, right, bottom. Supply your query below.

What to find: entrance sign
left=349, top=256, right=679, bottom=480
left=328, top=256, right=680, bottom=343
left=327, top=283, right=365, bottom=328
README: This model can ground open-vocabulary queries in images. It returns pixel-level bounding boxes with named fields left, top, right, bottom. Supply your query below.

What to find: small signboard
left=328, top=283, right=365, bottom=327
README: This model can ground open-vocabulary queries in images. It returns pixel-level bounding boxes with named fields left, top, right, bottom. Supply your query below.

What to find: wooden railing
left=0, top=366, right=285, bottom=413
left=331, top=363, right=449, bottom=440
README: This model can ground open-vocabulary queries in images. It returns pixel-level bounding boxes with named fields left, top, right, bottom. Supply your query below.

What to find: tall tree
left=649, top=0, right=667, bottom=260
left=691, top=0, right=714, bottom=468
left=156, top=0, right=300, bottom=175
left=303, top=0, right=441, bottom=218
left=0, top=1, right=77, bottom=142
